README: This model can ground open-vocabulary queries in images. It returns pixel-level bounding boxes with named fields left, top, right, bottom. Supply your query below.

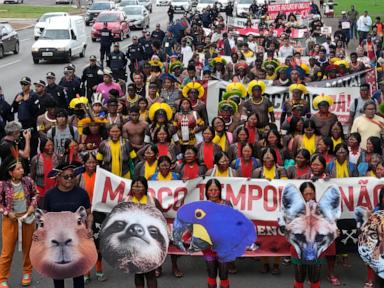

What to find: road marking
left=0, top=59, right=21, bottom=69
left=20, top=37, right=34, bottom=42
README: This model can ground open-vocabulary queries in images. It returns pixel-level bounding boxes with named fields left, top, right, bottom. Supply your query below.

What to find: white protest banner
left=206, top=80, right=360, bottom=127
left=92, top=168, right=384, bottom=256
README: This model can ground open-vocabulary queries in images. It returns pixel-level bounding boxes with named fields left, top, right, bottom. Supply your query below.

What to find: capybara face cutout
left=30, top=207, right=97, bottom=279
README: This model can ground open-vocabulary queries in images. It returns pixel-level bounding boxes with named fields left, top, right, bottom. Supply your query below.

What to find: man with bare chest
left=122, top=106, right=147, bottom=151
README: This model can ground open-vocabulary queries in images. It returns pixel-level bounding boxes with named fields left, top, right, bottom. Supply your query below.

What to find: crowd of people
left=0, top=1, right=384, bottom=288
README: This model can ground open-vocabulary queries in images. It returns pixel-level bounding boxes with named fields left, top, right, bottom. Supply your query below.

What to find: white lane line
left=0, top=59, right=21, bottom=69
left=20, top=37, right=34, bottom=42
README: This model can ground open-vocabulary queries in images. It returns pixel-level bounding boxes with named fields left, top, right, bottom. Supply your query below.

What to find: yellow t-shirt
left=144, top=160, right=158, bottom=180
left=302, top=134, right=316, bottom=155
left=335, top=160, right=349, bottom=178
left=213, top=133, right=227, bottom=152
left=215, top=168, right=229, bottom=177
left=131, top=195, right=148, bottom=204
left=263, top=165, right=276, bottom=180
left=110, top=140, right=121, bottom=176
left=158, top=173, right=173, bottom=181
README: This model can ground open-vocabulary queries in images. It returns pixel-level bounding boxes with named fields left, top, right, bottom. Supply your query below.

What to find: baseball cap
left=34, top=80, right=46, bottom=87
left=20, top=76, right=31, bottom=85
left=89, top=55, right=97, bottom=61
left=64, top=64, right=75, bottom=72
left=46, top=72, right=56, bottom=78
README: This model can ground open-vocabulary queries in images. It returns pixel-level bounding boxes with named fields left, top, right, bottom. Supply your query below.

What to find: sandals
left=96, top=272, right=107, bottom=282
left=364, top=282, right=374, bottom=288
left=21, top=274, right=32, bottom=287
left=328, top=275, right=341, bottom=286
left=172, top=267, right=184, bottom=278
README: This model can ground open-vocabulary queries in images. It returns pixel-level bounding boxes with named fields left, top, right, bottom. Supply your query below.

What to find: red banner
left=267, top=2, right=311, bottom=19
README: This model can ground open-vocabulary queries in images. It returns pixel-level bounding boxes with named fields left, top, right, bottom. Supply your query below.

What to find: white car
left=235, top=0, right=252, bottom=17
left=196, top=0, right=216, bottom=12
left=117, top=0, right=139, bottom=9
left=156, top=0, right=171, bottom=6
left=171, top=0, right=191, bottom=12
left=122, top=5, right=149, bottom=29
left=34, top=12, right=69, bottom=40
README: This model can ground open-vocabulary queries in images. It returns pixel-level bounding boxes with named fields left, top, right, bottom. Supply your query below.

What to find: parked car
left=235, top=0, right=253, bottom=16
left=171, top=0, right=191, bottom=12
left=31, top=16, right=86, bottom=63
left=121, top=6, right=149, bottom=29
left=156, top=0, right=170, bottom=6
left=196, top=0, right=218, bottom=12
left=3, top=0, right=23, bottom=3
left=91, top=11, right=130, bottom=41
left=55, top=0, right=73, bottom=4
left=34, top=12, right=69, bottom=40
left=0, top=22, right=19, bottom=59
left=117, top=0, right=139, bottom=8
left=85, top=1, right=116, bottom=26
left=138, top=0, right=152, bottom=13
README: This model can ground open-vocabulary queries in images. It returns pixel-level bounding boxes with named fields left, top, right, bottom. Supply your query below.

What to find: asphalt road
left=0, top=4, right=176, bottom=104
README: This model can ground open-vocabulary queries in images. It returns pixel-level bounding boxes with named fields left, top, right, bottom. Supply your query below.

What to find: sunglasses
left=62, top=174, right=75, bottom=180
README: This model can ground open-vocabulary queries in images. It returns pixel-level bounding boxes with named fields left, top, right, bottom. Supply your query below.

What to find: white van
left=31, top=15, right=87, bottom=64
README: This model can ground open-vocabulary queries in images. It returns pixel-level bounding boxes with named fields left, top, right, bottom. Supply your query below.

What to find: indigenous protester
left=1, top=3, right=384, bottom=287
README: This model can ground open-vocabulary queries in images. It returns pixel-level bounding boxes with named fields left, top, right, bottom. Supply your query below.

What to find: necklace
left=11, top=180, right=22, bottom=187
left=127, top=94, right=139, bottom=104
left=251, top=97, right=264, bottom=105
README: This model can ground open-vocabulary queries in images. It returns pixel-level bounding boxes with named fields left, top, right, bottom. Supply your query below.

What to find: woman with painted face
left=0, top=157, right=38, bottom=287
left=327, top=143, right=358, bottom=178
left=292, top=119, right=320, bottom=156
left=151, top=126, right=178, bottom=163
left=356, top=136, right=383, bottom=176
left=176, top=146, right=206, bottom=180
left=299, top=153, right=329, bottom=181
left=124, top=176, right=163, bottom=288
left=203, top=179, right=232, bottom=288
left=287, top=149, right=311, bottom=179
left=206, top=151, right=236, bottom=177
left=135, top=144, right=159, bottom=180
left=228, top=127, right=251, bottom=162
left=329, top=121, right=345, bottom=149
left=195, top=126, right=222, bottom=171
left=174, top=98, right=204, bottom=147
left=231, top=143, right=260, bottom=178
left=265, top=129, right=285, bottom=167
left=212, top=117, right=233, bottom=153
left=30, top=137, right=59, bottom=208
left=316, top=136, right=334, bottom=164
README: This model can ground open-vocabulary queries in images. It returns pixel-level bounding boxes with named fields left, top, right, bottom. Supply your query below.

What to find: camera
left=21, top=128, right=34, bottom=133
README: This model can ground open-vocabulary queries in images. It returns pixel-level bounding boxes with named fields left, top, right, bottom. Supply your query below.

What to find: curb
left=15, top=24, right=33, bottom=31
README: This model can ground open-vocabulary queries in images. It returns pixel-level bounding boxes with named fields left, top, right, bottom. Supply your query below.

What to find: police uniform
left=141, top=39, right=153, bottom=61
left=126, top=41, right=144, bottom=76
left=108, top=45, right=128, bottom=81
left=99, top=25, right=113, bottom=64
left=58, top=66, right=81, bottom=103
left=81, top=57, right=103, bottom=100
left=46, top=72, right=67, bottom=109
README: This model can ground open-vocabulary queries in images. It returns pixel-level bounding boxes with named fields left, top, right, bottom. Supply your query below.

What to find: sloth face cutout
left=30, top=207, right=97, bottom=279
left=99, top=202, right=169, bottom=274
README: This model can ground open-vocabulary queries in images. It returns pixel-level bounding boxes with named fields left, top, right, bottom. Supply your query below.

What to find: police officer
left=46, top=72, right=67, bottom=109
left=126, top=35, right=144, bottom=78
left=99, top=22, right=113, bottom=67
left=81, top=55, right=103, bottom=100
left=108, top=42, right=127, bottom=82
left=59, top=64, right=81, bottom=103
left=140, top=31, right=153, bottom=61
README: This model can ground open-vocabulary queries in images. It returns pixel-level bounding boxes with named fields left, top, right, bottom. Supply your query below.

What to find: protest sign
left=267, top=2, right=311, bottom=19
left=93, top=168, right=384, bottom=256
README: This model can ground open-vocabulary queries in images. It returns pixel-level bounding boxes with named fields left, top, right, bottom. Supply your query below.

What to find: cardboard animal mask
left=173, top=201, right=257, bottom=262
left=30, top=207, right=97, bottom=279
left=355, top=206, right=384, bottom=279
left=99, top=202, right=169, bottom=274
left=278, top=184, right=341, bottom=262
